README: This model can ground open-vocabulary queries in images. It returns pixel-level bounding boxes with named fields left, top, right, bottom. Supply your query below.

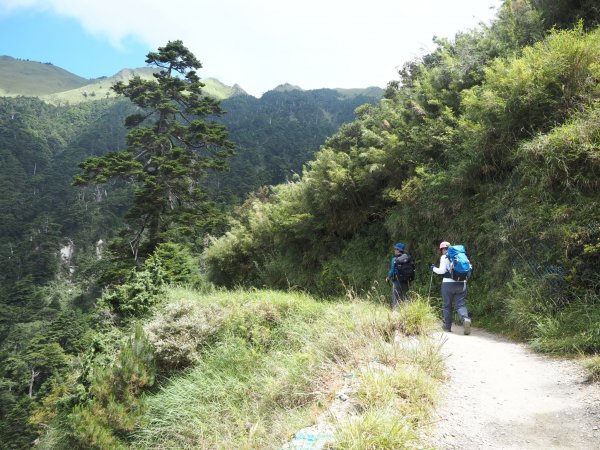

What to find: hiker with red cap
left=430, top=241, right=472, bottom=334
left=385, top=242, right=415, bottom=308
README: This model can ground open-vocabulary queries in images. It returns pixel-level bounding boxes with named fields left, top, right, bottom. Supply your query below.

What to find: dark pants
left=442, top=281, right=469, bottom=330
left=392, top=280, right=409, bottom=308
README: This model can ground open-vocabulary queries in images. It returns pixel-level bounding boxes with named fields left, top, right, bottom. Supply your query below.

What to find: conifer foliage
left=74, top=41, right=234, bottom=267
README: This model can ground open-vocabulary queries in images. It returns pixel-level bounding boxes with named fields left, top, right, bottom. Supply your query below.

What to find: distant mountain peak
left=111, top=67, right=157, bottom=80
left=271, top=83, right=303, bottom=93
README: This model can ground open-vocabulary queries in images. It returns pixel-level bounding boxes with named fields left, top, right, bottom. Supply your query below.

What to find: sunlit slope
left=0, top=55, right=88, bottom=96
left=41, top=67, right=246, bottom=104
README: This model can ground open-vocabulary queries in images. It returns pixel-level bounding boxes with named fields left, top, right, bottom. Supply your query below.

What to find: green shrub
left=149, top=243, right=202, bottom=287
left=504, top=273, right=555, bottom=338
left=101, top=257, right=165, bottom=318
left=530, top=297, right=600, bottom=354
left=318, top=231, right=389, bottom=294
left=356, top=365, right=436, bottom=419
left=518, top=107, right=600, bottom=195
left=145, top=300, right=226, bottom=371
left=66, top=326, right=155, bottom=448
left=463, top=26, right=600, bottom=145
left=204, top=224, right=262, bottom=288
left=398, top=296, right=439, bottom=335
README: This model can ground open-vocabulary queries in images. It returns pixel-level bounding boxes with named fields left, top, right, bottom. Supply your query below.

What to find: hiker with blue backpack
left=430, top=241, right=472, bottom=334
left=385, top=242, right=415, bottom=308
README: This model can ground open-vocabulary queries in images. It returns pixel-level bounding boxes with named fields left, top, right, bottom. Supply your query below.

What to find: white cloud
left=0, top=0, right=502, bottom=96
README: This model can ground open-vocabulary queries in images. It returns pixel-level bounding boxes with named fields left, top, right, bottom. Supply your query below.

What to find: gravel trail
left=426, top=325, right=600, bottom=449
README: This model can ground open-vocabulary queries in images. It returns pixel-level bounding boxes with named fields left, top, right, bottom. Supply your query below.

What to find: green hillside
left=0, top=60, right=245, bottom=104
left=0, top=74, right=382, bottom=448
left=0, top=82, right=380, bottom=298
left=0, top=41, right=385, bottom=445
left=0, top=55, right=88, bottom=96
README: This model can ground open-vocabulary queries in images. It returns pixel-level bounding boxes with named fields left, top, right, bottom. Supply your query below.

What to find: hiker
left=385, top=242, right=415, bottom=308
left=430, top=241, right=472, bottom=334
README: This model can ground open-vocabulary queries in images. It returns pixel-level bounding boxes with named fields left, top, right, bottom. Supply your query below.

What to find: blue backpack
left=447, top=245, right=472, bottom=281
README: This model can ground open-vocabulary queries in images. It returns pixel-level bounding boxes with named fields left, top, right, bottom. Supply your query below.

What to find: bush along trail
left=425, top=325, right=600, bottom=450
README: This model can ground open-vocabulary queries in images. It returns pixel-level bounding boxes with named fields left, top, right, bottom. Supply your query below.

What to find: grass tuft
left=583, top=356, right=600, bottom=382
left=332, top=408, right=420, bottom=449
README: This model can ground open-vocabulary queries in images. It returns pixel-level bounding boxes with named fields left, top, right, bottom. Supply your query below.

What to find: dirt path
left=426, top=325, right=600, bottom=449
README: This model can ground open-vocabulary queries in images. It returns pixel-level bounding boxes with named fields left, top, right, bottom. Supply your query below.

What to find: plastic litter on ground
left=280, top=431, right=334, bottom=450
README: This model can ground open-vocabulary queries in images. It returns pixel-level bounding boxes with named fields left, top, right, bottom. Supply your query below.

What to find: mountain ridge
left=0, top=55, right=382, bottom=102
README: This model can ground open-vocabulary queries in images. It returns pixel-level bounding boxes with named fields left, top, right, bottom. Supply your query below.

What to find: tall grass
left=504, top=274, right=600, bottom=354
left=129, top=289, right=441, bottom=449
left=530, top=298, right=600, bottom=354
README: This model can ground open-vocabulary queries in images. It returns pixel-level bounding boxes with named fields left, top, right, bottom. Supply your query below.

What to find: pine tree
left=74, top=41, right=234, bottom=270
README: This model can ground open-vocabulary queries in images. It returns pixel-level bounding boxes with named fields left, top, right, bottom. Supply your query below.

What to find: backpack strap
left=441, top=254, right=452, bottom=278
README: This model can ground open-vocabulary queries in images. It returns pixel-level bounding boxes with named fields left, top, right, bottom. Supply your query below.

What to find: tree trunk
left=29, top=367, right=40, bottom=398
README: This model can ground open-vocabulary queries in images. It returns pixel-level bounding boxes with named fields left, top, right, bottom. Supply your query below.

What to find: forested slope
left=0, top=97, right=132, bottom=448
left=0, top=97, right=132, bottom=286
left=0, top=86, right=380, bottom=292
left=206, top=1, right=600, bottom=352
left=210, top=88, right=382, bottom=203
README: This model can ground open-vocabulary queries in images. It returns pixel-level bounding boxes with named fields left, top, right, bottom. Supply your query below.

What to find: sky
left=0, top=0, right=503, bottom=97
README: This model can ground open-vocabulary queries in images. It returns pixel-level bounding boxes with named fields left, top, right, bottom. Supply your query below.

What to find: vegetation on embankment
left=206, top=4, right=600, bottom=355
left=35, top=286, right=442, bottom=449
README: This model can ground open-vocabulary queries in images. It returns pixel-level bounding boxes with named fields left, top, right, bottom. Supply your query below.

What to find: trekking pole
left=427, top=269, right=434, bottom=300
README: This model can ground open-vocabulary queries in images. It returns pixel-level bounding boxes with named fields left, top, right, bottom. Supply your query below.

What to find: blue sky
left=0, top=0, right=502, bottom=97
left=0, top=9, right=149, bottom=79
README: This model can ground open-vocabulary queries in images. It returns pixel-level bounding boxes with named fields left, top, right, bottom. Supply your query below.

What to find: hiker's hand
left=429, top=264, right=435, bottom=271
left=385, top=277, right=389, bottom=283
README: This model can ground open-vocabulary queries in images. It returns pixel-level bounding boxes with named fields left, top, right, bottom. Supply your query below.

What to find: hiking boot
left=463, top=317, right=471, bottom=335
left=442, top=325, right=452, bottom=332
